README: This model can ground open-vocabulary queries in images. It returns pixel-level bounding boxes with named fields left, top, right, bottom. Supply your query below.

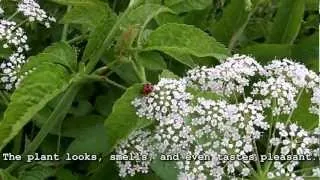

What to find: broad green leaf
left=187, top=87, right=223, bottom=102
left=138, top=52, right=167, bottom=70
left=120, top=4, right=173, bottom=28
left=81, top=16, right=116, bottom=62
left=144, top=23, right=229, bottom=66
left=66, top=123, right=108, bottom=154
left=209, top=0, right=250, bottom=45
left=20, top=42, right=78, bottom=73
left=292, top=34, right=319, bottom=72
left=61, top=115, right=104, bottom=138
left=69, top=99, right=93, bottom=117
left=164, top=0, right=211, bottom=13
left=267, top=0, right=305, bottom=44
left=104, top=84, right=152, bottom=154
left=155, top=13, right=184, bottom=26
left=0, top=43, right=76, bottom=151
left=164, top=50, right=195, bottom=67
left=292, top=90, right=318, bottom=130
left=241, top=44, right=292, bottom=63
left=151, top=158, right=179, bottom=180
left=0, top=47, right=12, bottom=59
left=55, top=168, right=79, bottom=180
left=112, top=61, right=141, bottom=84
left=61, top=5, right=111, bottom=30
left=95, top=90, right=122, bottom=117
left=305, top=0, right=318, bottom=11
left=18, top=165, right=55, bottom=180
left=242, top=34, right=318, bottom=71
left=0, top=169, right=17, bottom=180
left=52, top=0, right=105, bottom=6
left=160, top=69, right=180, bottom=79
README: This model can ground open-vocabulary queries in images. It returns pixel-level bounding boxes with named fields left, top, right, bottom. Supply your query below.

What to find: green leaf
left=104, top=84, right=152, bottom=154
left=69, top=99, right=93, bottom=117
left=165, top=0, right=211, bottom=13
left=94, top=90, right=122, bottom=117
left=66, top=123, right=108, bottom=154
left=61, top=115, right=104, bottom=138
left=159, top=69, right=179, bottom=79
left=20, top=42, right=78, bottom=73
left=120, top=4, right=173, bottom=28
left=61, top=5, right=111, bottom=30
left=52, top=0, right=105, bottom=6
left=267, top=0, right=305, bottom=44
left=18, top=165, right=55, bottom=180
left=292, top=34, right=319, bottom=72
left=138, top=52, right=167, bottom=70
left=0, top=169, right=17, bottom=180
left=55, top=168, right=79, bottom=180
left=209, top=0, right=250, bottom=45
left=53, top=0, right=113, bottom=29
left=81, top=16, right=116, bottom=62
left=144, top=23, right=229, bottom=66
left=150, top=158, right=179, bottom=180
left=187, top=87, right=223, bottom=101
left=164, top=50, right=195, bottom=67
left=0, top=43, right=76, bottom=151
left=292, top=90, right=318, bottom=130
left=241, top=34, right=319, bottom=71
left=241, top=44, right=292, bottom=63
left=305, top=0, right=319, bottom=10
left=112, top=61, right=141, bottom=84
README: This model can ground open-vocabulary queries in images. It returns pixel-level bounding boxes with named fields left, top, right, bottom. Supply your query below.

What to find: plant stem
left=0, top=91, right=9, bottom=105
left=67, top=34, right=88, bottom=44
left=6, top=83, right=80, bottom=173
left=104, top=78, right=127, bottom=90
left=61, top=6, right=71, bottom=42
left=8, top=11, right=19, bottom=21
left=84, top=7, right=132, bottom=74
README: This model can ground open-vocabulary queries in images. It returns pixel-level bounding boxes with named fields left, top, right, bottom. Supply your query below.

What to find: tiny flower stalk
left=113, top=54, right=320, bottom=179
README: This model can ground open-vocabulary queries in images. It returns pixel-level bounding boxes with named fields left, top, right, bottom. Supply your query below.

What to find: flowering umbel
left=0, top=0, right=55, bottom=90
left=114, top=54, right=320, bottom=179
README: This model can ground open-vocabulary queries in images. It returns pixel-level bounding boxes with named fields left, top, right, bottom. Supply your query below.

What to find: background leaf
left=104, top=84, right=152, bottom=154
left=209, top=0, right=250, bottom=46
left=0, top=43, right=76, bottom=151
left=267, top=0, right=305, bottom=44
left=144, top=23, right=229, bottom=66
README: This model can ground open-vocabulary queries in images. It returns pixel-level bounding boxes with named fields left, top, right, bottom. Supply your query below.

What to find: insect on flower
left=142, top=83, right=154, bottom=95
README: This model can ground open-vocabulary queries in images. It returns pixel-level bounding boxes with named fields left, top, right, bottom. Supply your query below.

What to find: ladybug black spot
left=142, top=83, right=153, bottom=95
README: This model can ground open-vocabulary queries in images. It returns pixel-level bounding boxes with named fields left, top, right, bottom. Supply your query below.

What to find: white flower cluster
left=0, top=20, right=30, bottom=90
left=185, top=54, right=265, bottom=96
left=132, top=78, right=193, bottom=121
left=114, top=130, right=155, bottom=177
left=154, top=113, right=194, bottom=155
left=113, top=54, right=319, bottom=179
left=0, top=0, right=55, bottom=90
left=18, top=0, right=56, bottom=28
left=268, top=123, right=320, bottom=179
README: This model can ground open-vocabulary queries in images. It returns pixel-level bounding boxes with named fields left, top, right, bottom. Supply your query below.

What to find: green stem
left=104, top=78, right=127, bottom=90
left=12, top=131, right=22, bottom=154
left=15, top=19, right=28, bottom=28
left=7, top=11, right=19, bottom=21
left=0, top=91, right=9, bottom=105
left=286, top=88, right=304, bottom=125
left=61, top=6, right=71, bottom=42
left=84, top=7, right=132, bottom=74
left=67, top=34, right=88, bottom=44
left=6, top=83, right=80, bottom=173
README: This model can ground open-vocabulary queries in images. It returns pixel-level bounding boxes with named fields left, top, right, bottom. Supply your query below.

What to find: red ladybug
left=142, top=83, right=154, bottom=95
